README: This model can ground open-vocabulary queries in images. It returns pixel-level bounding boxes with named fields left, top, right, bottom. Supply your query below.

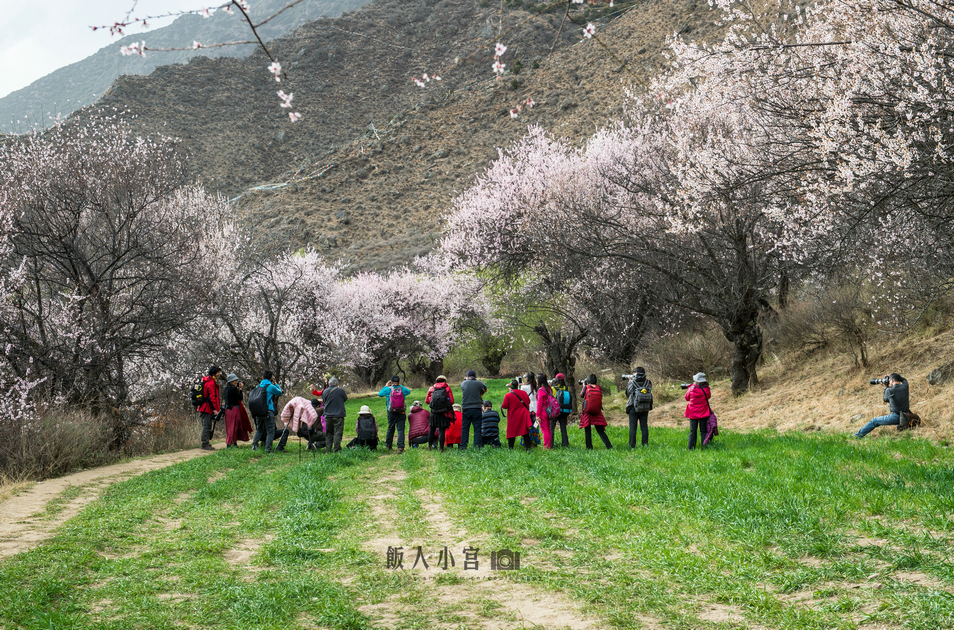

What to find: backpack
left=898, top=410, right=922, bottom=430
left=634, top=381, right=653, bottom=411
left=557, top=389, right=572, bottom=414
left=356, top=414, right=377, bottom=440
left=189, top=376, right=207, bottom=408
left=389, top=386, right=406, bottom=413
left=430, top=386, right=451, bottom=413
left=583, top=385, right=603, bottom=414
left=247, top=385, right=269, bottom=417
left=545, top=390, right=561, bottom=419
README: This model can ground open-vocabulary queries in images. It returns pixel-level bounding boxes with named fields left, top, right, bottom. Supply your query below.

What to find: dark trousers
left=409, top=435, right=430, bottom=447
left=386, top=411, right=406, bottom=449
left=584, top=425, right=612, bottom=450
left=628, top=409, right=649, bottom=447
left=507, top=435, right=531, bottom=451
left=482, top=433, right=501, bottom=447
left=460, top=408, right=483, bottom=449
left=688, top=417, right=708, bottom=450
left=275, top=424, right=291, bottom=451
left=200, top=412, right=215, bottom=448
left=428, top=426, right=447, bottom=450
left=550, top=413, right=570, bottom=447
left=252, top=411, right=276, bottom=452
left=326, top=416, right=344, bottom=453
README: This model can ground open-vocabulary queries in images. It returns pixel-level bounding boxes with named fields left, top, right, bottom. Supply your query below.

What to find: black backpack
left=247, top=385, right=268, bottom=417
left=634, top=380, right=653, bottom=411
left=429, top=386, right=451, bottom=413
left=189, top=376, right=206, bottom=408
left=356, top=415, right=377, bottom=440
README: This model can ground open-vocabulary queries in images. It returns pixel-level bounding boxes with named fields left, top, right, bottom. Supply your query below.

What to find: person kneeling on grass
left=407, top=401, right=431, bottom=448
left=348, top=405, right=379, bottom=450
left=275, top=396, right=321, bottom=452
left=855, top=373, right=910, bottom=438
left=480, top=400, right=502, bottom=447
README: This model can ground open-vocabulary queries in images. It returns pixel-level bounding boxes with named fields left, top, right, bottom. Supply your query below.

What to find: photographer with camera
left=854, top=373, right=910, bottom=438
left=684, top=372, right=712, bottom=450
left=625, top=367, right=653, bottom=448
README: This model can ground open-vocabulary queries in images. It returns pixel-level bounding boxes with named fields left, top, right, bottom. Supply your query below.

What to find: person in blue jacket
left=378, top=375, right=412, bottom=453
left=252, top=370, right=283, bottom=453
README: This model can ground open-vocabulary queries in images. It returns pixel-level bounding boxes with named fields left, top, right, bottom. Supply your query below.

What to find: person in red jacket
left=684, top=372, right=712, bottom=450
left=425, top=375, right=455, bottom=451
left=445, top=404, right=463, bottom=448
left=579, top=374, right=612, bottom=450
left=501, top=379, right=532, bottom=450
left=198, top=365, right=223, bottom=450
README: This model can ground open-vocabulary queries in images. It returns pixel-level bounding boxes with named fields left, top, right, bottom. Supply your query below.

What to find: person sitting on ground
left=444, top=404, right=463, bottom=449
left=378, top=374, right=411, bottom=453
left=480, top=400, right=502, bottom=448
left=275, top=396, right=321, bottom=452
left=855, top=373, right=910, bottom=438
left=580, top=374, right=612, bottom=450
left=349, top=405, right=379, bottom=450
left=501, top=379, right=532, bottom=450
left=321, top=377, right=348, bottom=453
left=224, top=374, right=253, bottom=448
left=407, top=401, right=431, bottom=448
left=425, top=375, right=455, bottom=451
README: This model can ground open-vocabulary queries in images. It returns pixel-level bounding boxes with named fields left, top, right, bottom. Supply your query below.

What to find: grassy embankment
left=1, top=419, right=952, bottom=629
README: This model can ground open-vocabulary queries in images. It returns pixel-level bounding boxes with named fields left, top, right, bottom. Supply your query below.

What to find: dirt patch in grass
left=224, top=535, right=273, bottom=568
left=697, top=602, right=746, bottom=624
left=0, top=447, right=217, bottom=559
left=895, top=571, right=946, bottom=590
left=207, top=470, right=229, bottom=484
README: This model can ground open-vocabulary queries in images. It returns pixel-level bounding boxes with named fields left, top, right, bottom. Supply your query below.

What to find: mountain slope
left=0, top=0, right=371, bottom=132
left=78, top=0, right=740, bottom=269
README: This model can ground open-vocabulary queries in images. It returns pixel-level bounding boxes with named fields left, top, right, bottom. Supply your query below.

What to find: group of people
left=378, top=370, right=640, bottom=452
left=194, top=365, right=349, bottom=453
left=193, top=362, right=770, bottom=454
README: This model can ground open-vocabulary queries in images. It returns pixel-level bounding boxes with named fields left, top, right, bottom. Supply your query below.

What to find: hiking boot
left=275, top=448, right=285, bottom=453
left=201, top=445, right=215, bottom=451
left=252, top=444, right=259, bottom=451
left=397, top=448, right=404, bottom=454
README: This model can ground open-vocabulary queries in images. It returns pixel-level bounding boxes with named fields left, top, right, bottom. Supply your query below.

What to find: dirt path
left=0, top=446, right=217, bottom=560
left=360, top=456, right=598, bottom=630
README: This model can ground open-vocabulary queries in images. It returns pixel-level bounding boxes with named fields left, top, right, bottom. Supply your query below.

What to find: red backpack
left=583, top=385, right=603, bottom=414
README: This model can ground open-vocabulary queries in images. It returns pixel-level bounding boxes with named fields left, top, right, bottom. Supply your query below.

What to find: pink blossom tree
left=0, top=116, right=231, bottom=437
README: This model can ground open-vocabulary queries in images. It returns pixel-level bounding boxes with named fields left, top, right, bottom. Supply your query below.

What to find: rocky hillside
left=79, top=0, right=755, bottom=270
left=0, top=0, right=370, bottom=132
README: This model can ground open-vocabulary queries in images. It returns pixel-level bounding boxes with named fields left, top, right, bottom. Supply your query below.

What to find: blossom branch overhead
left=104, top=1, right=303, bottom=122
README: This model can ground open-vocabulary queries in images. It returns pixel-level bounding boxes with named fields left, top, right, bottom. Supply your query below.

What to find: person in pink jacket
left=684, top=372, right=712, bottom=450
left=535, top=373, right=556, bottom=449
left=275, top=396, right=320, bottom=452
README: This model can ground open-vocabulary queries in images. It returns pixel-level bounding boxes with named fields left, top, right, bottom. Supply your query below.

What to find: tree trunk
left=534, top=323, right=586, bottom=411
left=410, top=357, right=444, bottom=385
left=722, top=309, right=763, bottom=395
left=778, top=268, right=790, bottom=311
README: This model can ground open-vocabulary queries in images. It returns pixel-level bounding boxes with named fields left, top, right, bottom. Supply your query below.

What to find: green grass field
left=1, top=424, right=952, bottom=629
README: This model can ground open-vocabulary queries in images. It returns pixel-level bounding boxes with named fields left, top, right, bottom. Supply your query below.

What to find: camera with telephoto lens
left=578, top=379, right=587, bottom=385
left=621, top=374, right=634, bottom=380
left=680, top=383, right=692, bottom=389
left=869, top=375, right=890, bottom=386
